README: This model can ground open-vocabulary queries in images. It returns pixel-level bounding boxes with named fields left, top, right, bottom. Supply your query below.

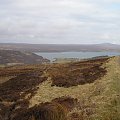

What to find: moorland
left=0, top=55, right=119, bottom=120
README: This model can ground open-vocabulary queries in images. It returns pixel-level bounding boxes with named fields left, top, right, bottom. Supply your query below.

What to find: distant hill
left=0, top=50, right=50, bottom=65
left=0, top=43, right=120, bottom=52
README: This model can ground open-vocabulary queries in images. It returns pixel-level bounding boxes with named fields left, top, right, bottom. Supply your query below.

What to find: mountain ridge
left=0, top=43, right=120, bottom=52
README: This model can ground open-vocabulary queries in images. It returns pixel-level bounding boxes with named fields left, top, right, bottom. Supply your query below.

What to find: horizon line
left=0, top=42, right=119, bottom=45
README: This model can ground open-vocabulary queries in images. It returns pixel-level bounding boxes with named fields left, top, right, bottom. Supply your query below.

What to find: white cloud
left=0, top=0, right=120, bottom=44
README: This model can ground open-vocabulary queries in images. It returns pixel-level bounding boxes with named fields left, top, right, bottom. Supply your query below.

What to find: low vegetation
left=0, top=56, right=119, bottom=120
left=48, top=58, right=109, bottom=87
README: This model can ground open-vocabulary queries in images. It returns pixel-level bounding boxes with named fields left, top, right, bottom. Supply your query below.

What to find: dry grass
left=29, top=57, right=120, bottom=120
left=91, top=56, right=120, bottom=120
left=0, top=57, right=119, bottom=120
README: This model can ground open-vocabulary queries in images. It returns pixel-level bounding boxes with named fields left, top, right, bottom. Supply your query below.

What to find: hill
left=0, top=43, right=120, bottom=52
left=0, top=50, right=50, bottom=65
left=0, top=56, right=119, bottom=120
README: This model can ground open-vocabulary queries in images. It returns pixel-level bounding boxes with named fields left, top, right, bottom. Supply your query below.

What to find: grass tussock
left=12, top=103, right=67, bottom=120
left=52, top=97, right=78, bottom=112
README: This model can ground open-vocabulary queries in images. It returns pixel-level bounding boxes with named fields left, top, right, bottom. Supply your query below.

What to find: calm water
left=35, top=52, right=120, bottom=61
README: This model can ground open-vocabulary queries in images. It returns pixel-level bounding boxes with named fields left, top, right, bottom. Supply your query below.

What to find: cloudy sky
left=0, top=0, right=120, bottom=44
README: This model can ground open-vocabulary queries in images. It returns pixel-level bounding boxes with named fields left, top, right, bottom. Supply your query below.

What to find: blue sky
left=0, top=0, right=120, bottom=44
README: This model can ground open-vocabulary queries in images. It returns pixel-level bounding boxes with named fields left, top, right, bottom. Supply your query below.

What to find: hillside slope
left=0, top=50, right=50, bottom=65
left=0, top=56, right=119, bottom=120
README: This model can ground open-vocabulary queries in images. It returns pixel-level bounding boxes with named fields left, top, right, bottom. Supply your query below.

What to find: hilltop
left=0, top=56, right=119, bottom=120
left=0, top=50, right=50, bottom=65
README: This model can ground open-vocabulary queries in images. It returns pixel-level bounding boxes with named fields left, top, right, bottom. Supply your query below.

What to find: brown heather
left=0, top=56, right=120, bottom=120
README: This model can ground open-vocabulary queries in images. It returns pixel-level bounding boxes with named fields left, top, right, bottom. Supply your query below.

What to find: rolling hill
left=0, top=50, right=50, bottom=65
left=0, top=43, right=120, bottom=52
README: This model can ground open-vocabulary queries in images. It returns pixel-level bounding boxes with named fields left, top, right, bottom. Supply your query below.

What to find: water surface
left=35, top=51, right=120, bottom=62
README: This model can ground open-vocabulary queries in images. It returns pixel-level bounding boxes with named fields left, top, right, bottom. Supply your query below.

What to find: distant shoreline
left=0, top=43, right=120, bottom=53
left=35, top=51, right=120, bottom=62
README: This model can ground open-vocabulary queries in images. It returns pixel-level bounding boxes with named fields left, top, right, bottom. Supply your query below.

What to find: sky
left=0, top=0, right=120, bottom=44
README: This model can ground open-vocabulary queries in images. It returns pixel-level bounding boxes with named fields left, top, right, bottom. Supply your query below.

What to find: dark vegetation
left=0, top=65, right=46, bottom=77
left=0, top=50, right=50, bottom=65
left=0, top=73, right=47, bottom=101
left=48, top=57, right=110, bottom=87
left=0, top=71, right=47, bottom=120
left=52, top=97, right=78, bottom=112
left=12, top=97, right=77, bottom=120
left=12, top=103, right=67, bottom=120
left=0, top=57, right=110, bottom=120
